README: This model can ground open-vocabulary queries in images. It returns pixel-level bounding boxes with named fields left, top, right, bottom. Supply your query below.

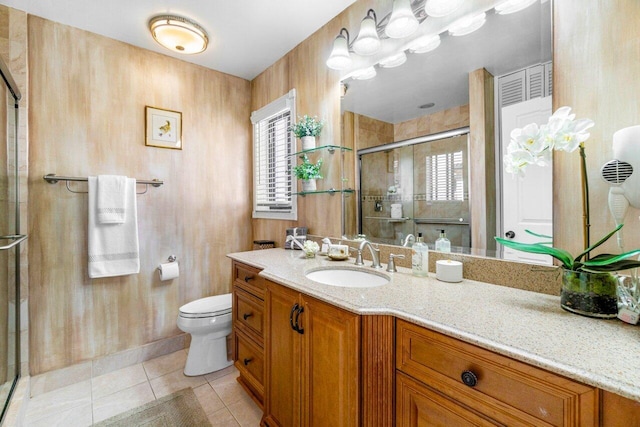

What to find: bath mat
left=94, top=387, right=211, bottom=427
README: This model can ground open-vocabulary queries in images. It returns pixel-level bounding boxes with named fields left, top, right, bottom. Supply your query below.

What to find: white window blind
left=251, top=89, right=297, bottom=220
left=425, top=151, right=465, bottom=201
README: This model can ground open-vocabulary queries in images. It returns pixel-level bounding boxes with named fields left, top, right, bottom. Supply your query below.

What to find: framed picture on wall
left=145, top=106, right=182, bottom=150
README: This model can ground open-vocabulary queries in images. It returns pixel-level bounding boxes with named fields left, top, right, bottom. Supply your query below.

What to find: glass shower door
left=0, top=57, right=25, bottom=422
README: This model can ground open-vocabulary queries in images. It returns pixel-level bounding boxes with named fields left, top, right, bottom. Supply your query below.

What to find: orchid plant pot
left=560, top=270, right=618, bottom=319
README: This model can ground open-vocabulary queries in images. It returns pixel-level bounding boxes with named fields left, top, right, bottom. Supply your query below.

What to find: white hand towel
left=97, top=175, right=127, bottom=224
left=88, top=176, right=140, bottom=278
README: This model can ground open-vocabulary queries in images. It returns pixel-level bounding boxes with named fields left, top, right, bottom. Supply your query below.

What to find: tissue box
left=285, top=227, right=307, bottom=250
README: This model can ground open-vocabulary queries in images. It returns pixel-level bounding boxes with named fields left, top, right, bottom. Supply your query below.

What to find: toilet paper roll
left=436, top=260, right=463, bottom=283
left=158, top=262, right=179, bottom=281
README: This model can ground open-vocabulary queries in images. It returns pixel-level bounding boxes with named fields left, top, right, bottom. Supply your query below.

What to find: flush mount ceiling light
left=353, top=9, right=381, bottom=56
left=149, top=15, right=208, bottom=54
left=448, top=12, right=487, bottom=36
left=385, top=0, right=419, bottom=39
left=424, top=0, right=463, bottom=17
left=379, top=51, right=407, bottom=68
left=495, top=0, right=538, bottom=15
left=326, top=28, right=352, bottom=70
left=407, top=34, right=441, bottom=53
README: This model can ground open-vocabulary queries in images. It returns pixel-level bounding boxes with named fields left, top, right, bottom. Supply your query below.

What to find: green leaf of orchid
left=580, top=259, right=640, bottom=273
left=495, top=237, right=573, bottom=269
left=525, top=229, right=552, bottom=239
left=574, top=224, right=624, bottom=263
left=580, top=249, right=640, bottom=267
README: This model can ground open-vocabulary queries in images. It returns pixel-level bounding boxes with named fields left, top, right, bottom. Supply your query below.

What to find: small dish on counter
left=327, top=244, right=350, bottom=260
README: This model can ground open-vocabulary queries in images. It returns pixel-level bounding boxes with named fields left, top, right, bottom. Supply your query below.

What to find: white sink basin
left=305, top=267, right=390, bottom=288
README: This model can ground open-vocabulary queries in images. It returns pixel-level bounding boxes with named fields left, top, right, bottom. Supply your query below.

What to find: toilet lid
left=179, top=293, right=232, bottom=318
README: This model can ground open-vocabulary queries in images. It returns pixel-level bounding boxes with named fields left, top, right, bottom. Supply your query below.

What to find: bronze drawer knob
left=461, top=370, right=478, bottom=387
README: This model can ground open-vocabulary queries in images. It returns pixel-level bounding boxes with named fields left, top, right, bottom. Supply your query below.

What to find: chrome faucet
left=402, top=234, right=415, bottom=247
left=355, top=240, right=382, bottom=269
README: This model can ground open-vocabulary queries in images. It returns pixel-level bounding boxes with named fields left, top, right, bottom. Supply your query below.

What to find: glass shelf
left=288, top=145, right=352, bottom=158
left=291, top=188, right=355, bottom=197
left=364, top=216, right=411, bottom=223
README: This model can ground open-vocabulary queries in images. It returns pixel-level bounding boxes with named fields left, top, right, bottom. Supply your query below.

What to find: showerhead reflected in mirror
left=341, top=0, right=552, bottom=259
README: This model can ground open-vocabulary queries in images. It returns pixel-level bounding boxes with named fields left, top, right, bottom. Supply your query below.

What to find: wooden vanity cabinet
left=263, top=280, right=360, bottom=427
left=232, top=261, right=266, bottom=408
left=396, top=319, right=598, bottom=426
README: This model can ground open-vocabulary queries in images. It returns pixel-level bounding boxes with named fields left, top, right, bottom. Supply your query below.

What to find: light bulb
left=326, top=30, right=352, bottom=70
left=424, top=0, right=463, bottom=18
left=379, top=52, right=407, bottom=68
left=407, top=34, right=441, bottom=53
left=353, top=10, right=381, bottom=56
left=385, top=0, right=419, bottom=39
left=495, top=0, right=538, bottom=15
left=448, top=12, right=486, bottom=36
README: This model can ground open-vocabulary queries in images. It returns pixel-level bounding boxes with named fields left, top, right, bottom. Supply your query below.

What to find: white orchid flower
left=504, top=106, right=594, bottom=175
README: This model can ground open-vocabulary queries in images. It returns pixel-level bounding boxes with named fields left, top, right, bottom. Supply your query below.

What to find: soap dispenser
left=435, top=229, right=451, bottom=252
left=411, top=232, right=429, bottom=277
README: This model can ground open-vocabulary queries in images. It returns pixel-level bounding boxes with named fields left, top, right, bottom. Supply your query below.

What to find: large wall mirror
left=341, top=0, right=552, bottom=260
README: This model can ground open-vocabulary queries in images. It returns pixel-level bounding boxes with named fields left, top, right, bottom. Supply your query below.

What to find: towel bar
left=43, top=174, right=163, bottom=194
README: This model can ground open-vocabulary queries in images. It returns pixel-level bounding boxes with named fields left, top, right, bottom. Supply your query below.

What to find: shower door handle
left=0, top=234, right=27, bottom=251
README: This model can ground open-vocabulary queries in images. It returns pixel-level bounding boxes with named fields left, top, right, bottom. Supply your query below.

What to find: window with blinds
left=425, top=151, right=465, bottom=201
left=251, top=89, right=297, bottom=220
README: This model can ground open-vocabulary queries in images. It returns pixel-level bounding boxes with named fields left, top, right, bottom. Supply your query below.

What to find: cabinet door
left=264, top=281, right=302, bottom=427
left=301, top=295, right=360, bottom=427
left=397, top=372, right=498, bottom=427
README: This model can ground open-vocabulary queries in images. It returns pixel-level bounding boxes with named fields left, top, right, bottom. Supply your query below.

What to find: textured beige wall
left=553, top=1, right=640, bottom=257
left=28, top=16, right=252, bottom=374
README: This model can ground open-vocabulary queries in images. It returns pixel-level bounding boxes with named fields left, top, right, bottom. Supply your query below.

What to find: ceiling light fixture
left=495, top=0, right=538, bottom=15
left=448, top=12, right=487, bottom=36
left=353, top=9, right=381, bottom=56
left=326, top=28, right=352, bottom=70
left=379, top=52, right=407, bottom=68
left=407, top=34, right=441, bottom=53
left=424, top=0, right=463, bottom=18
left=385, top=0, right=419, bottom=39
left=149, top=15, right=208, bottom=54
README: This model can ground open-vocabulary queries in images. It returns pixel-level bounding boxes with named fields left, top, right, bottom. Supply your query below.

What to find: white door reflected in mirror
left=501, top=96, right=553, bottom=265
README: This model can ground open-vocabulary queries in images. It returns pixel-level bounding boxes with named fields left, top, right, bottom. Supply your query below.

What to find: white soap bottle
left=411, top=232, right=429, bottom=277
left=435, top=229, right=451, bottom=252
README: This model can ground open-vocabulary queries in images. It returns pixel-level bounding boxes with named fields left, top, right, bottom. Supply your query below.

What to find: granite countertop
left=228, top=248, right=640, bottom=402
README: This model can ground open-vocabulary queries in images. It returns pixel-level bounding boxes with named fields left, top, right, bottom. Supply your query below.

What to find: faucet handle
left=386, top=253, right=406, bottom=273
left=354, top=248, right=364, bottom=266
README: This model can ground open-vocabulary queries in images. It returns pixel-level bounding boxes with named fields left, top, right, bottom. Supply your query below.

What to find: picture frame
left=145, top=106, right=182, bottom=150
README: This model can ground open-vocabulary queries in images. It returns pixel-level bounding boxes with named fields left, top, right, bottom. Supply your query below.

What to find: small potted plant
left=289, top=115, right=324, bottom=150
left=293, top=154, right=323, bottom=192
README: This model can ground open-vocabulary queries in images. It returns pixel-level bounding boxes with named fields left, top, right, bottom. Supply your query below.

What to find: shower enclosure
left=359, top=128, right=470, bottom=249
left=0, top=56, right=25, bottom=422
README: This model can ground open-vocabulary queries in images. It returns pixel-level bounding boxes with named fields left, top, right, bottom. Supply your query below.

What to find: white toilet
left=177, top=293, right=233, bottom=376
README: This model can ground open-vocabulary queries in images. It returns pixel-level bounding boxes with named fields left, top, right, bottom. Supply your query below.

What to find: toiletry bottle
left=412, top=232, right=429, bottom=277
left=435, top=229, right=451, bottom=252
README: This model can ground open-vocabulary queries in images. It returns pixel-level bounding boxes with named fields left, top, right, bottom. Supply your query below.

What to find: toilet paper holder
left=157, top=255, right=177, bottom=271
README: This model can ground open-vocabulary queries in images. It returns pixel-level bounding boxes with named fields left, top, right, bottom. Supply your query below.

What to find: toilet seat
left=179, top=293, right=232, bottom=319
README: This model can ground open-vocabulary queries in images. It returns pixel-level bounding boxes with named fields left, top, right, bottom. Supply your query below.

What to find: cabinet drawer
left=397, top=371, right=497, bottom=427
left=235, top=329, right=264, bottom=399
left=234, top=287, right=264, bottom=345
left=233, top=261, right=265, bottom=298
left=396, top=319, right=597, bottom=426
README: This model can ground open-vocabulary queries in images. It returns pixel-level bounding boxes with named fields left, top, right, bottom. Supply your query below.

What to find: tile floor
left=21, top=349, right=262, bottom=426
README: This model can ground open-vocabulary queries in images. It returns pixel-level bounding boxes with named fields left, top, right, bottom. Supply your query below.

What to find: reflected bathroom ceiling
left=341, top=0, right=551, bottom=124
